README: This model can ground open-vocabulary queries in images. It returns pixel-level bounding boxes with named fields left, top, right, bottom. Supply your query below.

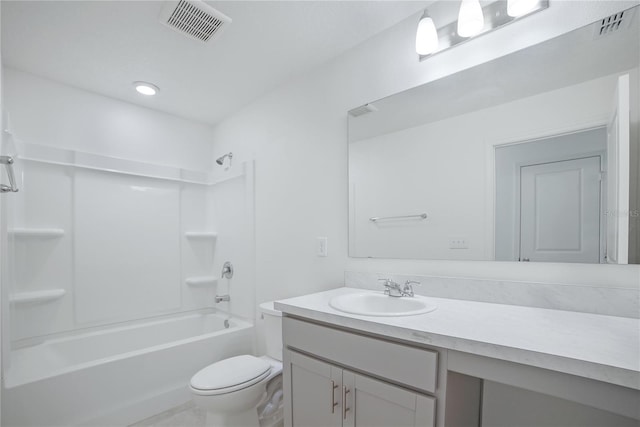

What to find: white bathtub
left=1, top=310, right=254, bottom=426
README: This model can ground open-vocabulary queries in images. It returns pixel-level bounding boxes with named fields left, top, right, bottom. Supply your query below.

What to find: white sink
left=329, top=292, right=437, bottom=317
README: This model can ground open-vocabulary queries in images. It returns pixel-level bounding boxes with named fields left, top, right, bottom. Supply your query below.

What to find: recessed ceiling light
left=133, top=81, right=159, bottom=96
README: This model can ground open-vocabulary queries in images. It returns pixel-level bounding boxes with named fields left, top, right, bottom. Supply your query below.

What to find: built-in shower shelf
left=186, top=276, right=218, bottom=287
left=184, top=231, right=218, bottom=240
left=9, top=228, right=65, bottom=238
left=10, top=289, right=66, bottom=305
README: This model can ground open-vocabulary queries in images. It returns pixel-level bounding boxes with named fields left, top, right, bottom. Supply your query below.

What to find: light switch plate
left=317, top=237, right=328, bottom=257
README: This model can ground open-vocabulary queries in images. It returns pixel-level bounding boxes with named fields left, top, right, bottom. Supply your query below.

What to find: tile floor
left=129, top=400, right=283, bottom=427
left=129, top=402, right=205, bottom=427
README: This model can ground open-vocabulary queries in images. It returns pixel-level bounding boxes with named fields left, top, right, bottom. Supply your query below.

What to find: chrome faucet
left=401, top=280, right=421, bottom=297
left=380, top=278, right=421, bottom=297
left=379, top=278, right=403, bottom=297
left=215, top=295, right=230, bottom=303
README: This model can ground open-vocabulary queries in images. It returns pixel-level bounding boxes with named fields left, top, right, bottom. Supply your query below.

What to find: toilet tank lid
left=259, top=301, right=282, bottom=317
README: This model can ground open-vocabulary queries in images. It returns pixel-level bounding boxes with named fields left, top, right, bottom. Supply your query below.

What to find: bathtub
left=1, top=310, right=254, bottom=426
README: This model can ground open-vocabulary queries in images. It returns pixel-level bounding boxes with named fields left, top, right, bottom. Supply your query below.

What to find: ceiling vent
left=160, top=0, right=231, bottom=43
left=348, top=104, right=378, bottom=117
left=594, top=9, right=632, bottom=38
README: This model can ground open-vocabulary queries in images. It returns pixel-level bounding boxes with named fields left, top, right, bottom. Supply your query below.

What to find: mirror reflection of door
left=518, top=156, right=602, bottom=263
left=495, top=73, right=632, bottom=264
left=494, top=127, right=607, bottom=263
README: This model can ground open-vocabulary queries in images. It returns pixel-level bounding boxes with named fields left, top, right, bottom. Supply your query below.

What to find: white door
left=606, top=74, right=630, bottom=264
left=289, top=351, right=342, bottom=427
left=343, top=371, right=436, bottom=427
left=519, top=156, right=602, bottom=263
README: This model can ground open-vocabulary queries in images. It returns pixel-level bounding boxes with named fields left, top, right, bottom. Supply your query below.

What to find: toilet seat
left=190, top=355, right=272, bottom=396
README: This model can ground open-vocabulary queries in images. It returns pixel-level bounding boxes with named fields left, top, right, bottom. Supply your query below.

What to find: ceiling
left=1, top=0, right=429, bottom=126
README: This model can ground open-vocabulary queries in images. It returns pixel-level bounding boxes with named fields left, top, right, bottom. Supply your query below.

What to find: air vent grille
left=160, top=0, right=231, bottom=43
left=349, top=104, right=378, bottom=117
left=595, top=10, right=628, bottom=38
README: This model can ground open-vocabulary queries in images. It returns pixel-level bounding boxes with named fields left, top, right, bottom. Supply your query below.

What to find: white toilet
left=190, top=302, right=283, bottom=427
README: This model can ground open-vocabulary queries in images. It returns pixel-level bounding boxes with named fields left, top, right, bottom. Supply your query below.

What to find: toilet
left=190, top=302, right=283, bottom=427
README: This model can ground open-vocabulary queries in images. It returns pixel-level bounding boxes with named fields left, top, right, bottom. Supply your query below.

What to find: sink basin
left=329, top=292, right=437, bottom=317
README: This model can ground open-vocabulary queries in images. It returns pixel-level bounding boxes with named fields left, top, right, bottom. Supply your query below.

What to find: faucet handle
left=378, top=278, right=396, bottom=287
left=378, top=278, right=390, bottom=294
left=379, top=278, right=402, bottom=296
left=402, top=280, right=421, bottom=297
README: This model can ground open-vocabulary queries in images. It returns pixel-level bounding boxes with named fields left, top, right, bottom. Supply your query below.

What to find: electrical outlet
left=449, top=238, right=469, bottom=249
left=317, top=237, right=328, bottom=257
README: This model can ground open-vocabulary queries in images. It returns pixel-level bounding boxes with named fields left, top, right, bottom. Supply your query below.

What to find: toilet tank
left=259, top=301, right=283, bottom=361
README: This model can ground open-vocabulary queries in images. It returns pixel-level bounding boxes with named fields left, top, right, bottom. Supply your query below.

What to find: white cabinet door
left=289, top=351, right=343, bottom=427
left=519, top=156, right=602, bottom=263
left=343, top=371, right=436, bottom=427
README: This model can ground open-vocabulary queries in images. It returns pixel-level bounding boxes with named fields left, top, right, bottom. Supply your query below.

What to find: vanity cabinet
left=283, top=317, right=439, bottom=427
left=289, top=350, right=435, bottom=427
left=278, top=291, right=640, bottom=427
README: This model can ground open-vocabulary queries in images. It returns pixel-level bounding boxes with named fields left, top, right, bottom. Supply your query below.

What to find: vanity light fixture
left=457, top=0, right=485, bottom=37
left=415, top=10, right=439, bottom=55
left=133, top=81, right=159, bottom=96
left=417, top=0, right=549, bottom=61
left=507, top=0, right=540, bottom=17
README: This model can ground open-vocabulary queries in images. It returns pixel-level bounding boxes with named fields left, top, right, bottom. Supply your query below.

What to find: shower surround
left=1, top=138, right=256, bottom=425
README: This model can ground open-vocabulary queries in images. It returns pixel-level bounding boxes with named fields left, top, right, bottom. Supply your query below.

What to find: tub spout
left=215, top=295, right=230, bottom=303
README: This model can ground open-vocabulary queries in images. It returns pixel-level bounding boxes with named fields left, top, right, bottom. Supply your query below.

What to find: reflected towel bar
left=369, top=213, right=427, bottom=222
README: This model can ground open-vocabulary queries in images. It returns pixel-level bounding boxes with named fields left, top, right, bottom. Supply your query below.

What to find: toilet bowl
left=190, top=302, right=283, bottom=427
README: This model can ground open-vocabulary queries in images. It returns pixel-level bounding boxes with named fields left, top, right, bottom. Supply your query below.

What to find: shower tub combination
left=2, top=310, right=253, bottom=426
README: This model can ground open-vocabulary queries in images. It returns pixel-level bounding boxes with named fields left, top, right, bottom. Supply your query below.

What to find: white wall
left=0, top=3, right=4, bottom=415
left=4, top=68, right=213, bottom=172
left=629, top=68, right=640, bottom=264
left=211, top=0, right=640, bottom=308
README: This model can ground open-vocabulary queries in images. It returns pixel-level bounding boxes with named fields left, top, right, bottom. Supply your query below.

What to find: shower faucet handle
left=221, top=261, right=234, bottom=279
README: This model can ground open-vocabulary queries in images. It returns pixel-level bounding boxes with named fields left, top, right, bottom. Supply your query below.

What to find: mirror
left=348, top=5, right=639, bottom=263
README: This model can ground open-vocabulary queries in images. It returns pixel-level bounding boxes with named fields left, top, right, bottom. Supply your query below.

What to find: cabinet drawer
left=283, top=317, right=438, bottom=393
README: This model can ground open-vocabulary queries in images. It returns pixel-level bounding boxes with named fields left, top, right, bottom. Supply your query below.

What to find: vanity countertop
left=275, top=287, right=640, bottom=390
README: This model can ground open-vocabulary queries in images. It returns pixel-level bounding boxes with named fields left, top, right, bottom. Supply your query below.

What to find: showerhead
left=216, top=152, right=233, bottom=166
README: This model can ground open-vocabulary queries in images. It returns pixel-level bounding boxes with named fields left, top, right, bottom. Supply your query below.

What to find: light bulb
left=415, top=12, right=439, bottom=55
left=133, top=81, right=159, bottom=96
left=507, top=0, right=539, bottom=17
left=457, top=0, right=484, bottom=38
